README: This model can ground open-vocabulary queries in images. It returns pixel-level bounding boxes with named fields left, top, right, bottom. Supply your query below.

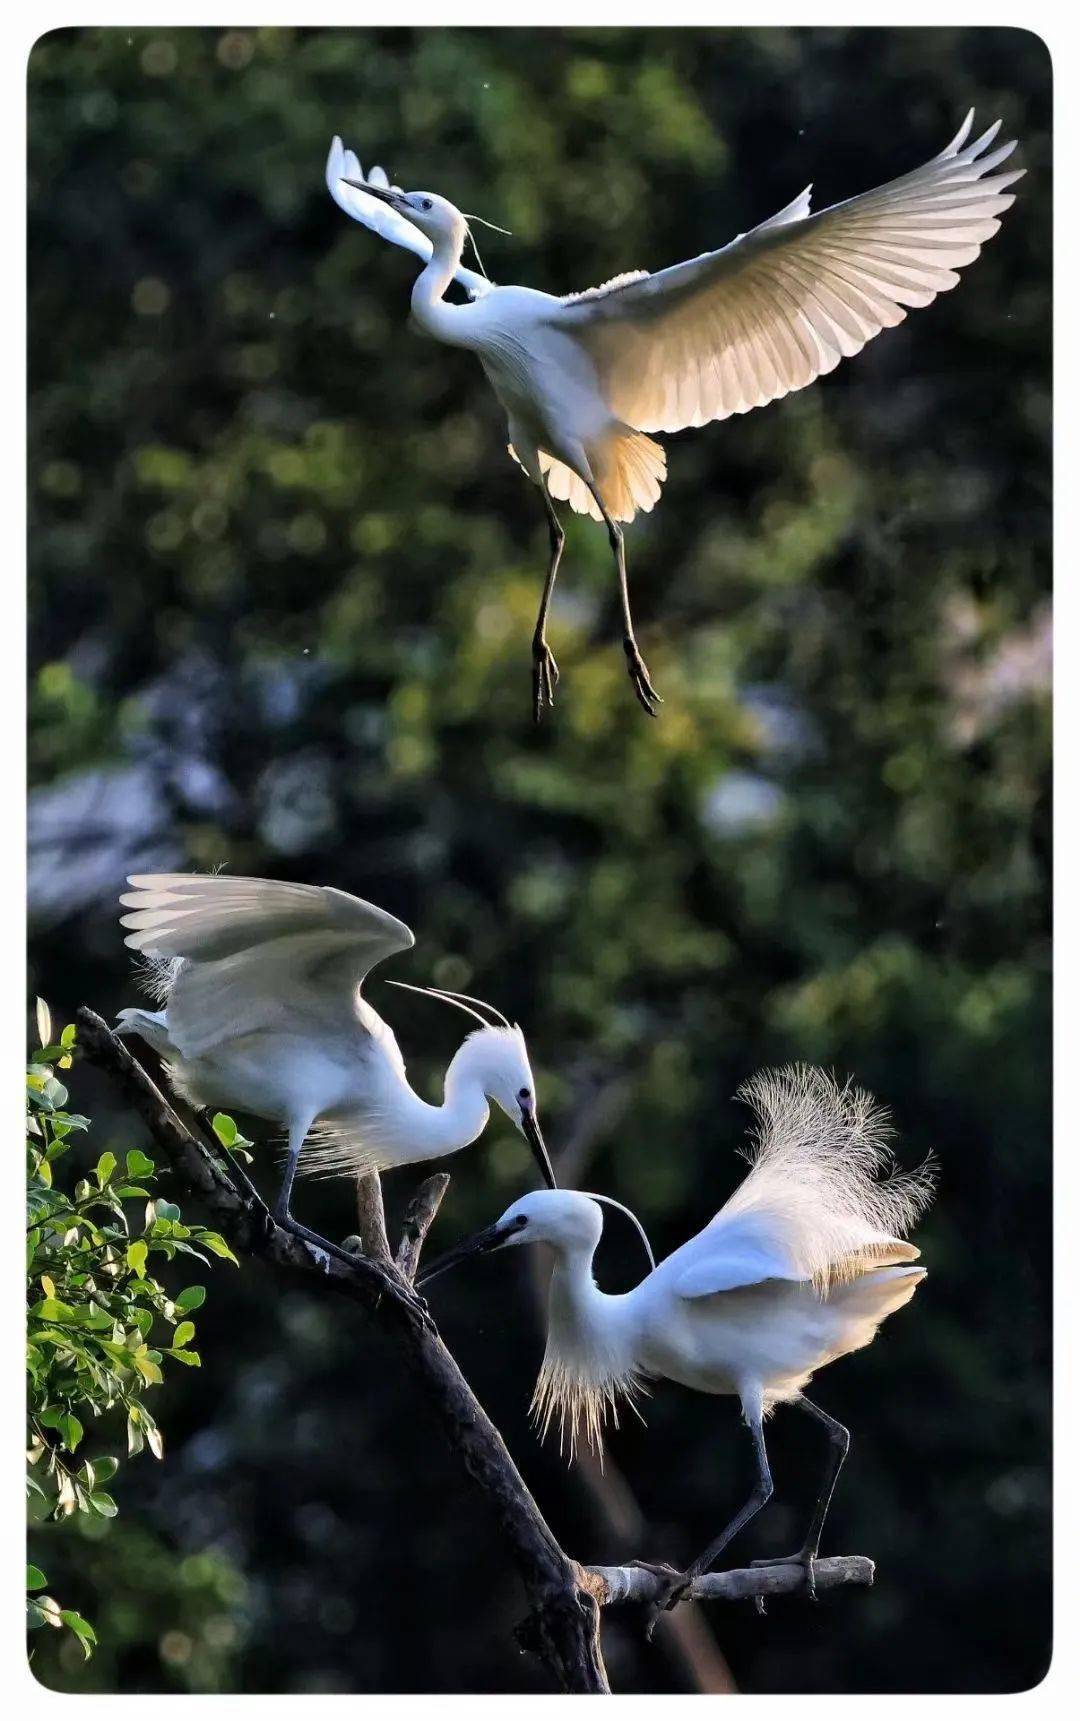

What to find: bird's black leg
left=268, top=1120, right=367, bottom=1269
left=751, top=1396, right=850, bottom=1600
left=640, top=1402, right=774, bottom=1632
left=590, top=486, right=661, bottom=716
left=532, top=476, right=564, bottom=721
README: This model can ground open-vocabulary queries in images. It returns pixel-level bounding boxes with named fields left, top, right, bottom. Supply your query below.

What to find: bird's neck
left=410, top=223, right=474, bottom=346
left=533, top=1247, right=641, bottom=1454
left=388, top=1045, right=491, bottom=1163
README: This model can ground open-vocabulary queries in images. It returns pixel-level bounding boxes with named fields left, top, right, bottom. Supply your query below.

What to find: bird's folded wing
left=326, top=137, right=493, bottom=301
left=671, top=1210, right=920, bottom=1299
left=671, top=1212, right=809, bottom=1297
left=120, top=874, right=414, bottom=1058
left=555, top=111, right=1023, bottom=434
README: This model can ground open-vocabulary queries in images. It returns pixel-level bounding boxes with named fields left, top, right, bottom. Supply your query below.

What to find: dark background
left=27, top=25, right=1050, bottom=1696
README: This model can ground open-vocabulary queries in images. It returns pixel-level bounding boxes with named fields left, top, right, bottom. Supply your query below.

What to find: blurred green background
left=27, top=24, right=1050, bottom=1696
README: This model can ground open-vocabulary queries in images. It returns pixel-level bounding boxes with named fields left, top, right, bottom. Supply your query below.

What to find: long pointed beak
left=522, top=1108, right=557, bottom=1190
left=342, top=177, right=401, bottom=208
left=418, top=1220, right=511, bottom=1288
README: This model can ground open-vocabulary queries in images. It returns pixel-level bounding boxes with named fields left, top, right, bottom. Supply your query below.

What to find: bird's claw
left=622, top=640, right=662, bottom=716
left=750, top=1551, right=820, bottom=1602
left=532, top=640, right=560, bottom=722
left=626, top=1560, right=689, bottom=1641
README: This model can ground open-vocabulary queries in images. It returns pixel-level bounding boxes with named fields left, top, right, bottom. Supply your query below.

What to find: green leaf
left=60, top=1023, right=77, bottom=1049
left=126, top=1149, right=155, bottom=1178
left=91, top=1455, right=119, bottom=1483
left=167, top=1346, right=201, bottom=1367
left=174, top=1284, right=206, bottom=1313
left=173, top=1320, right=196, bottom=1348
left=113, top=1184, right=151, bottom=1198
left=26, top=1565, right=47, bottom=1591
left=88, top=1491, right=118, bottom=1518
left=61, top=1412, right=84, bottom=1452
left=60, top=1610, right=97, bottom=1658
left=212, top=1112, right=237, bottom=1146
left=200, top=1232, right=239, bottom=1264
left=95, top=1151, right=117, bottom=1186
left=126, top=1239, right=148, bottom=1279
left=155, top=1199, right=181, bottom=1223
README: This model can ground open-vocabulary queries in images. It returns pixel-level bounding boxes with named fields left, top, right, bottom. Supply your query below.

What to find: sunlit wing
left=326, top=137, right=493, bottom=300
left=669, top=1211, right=809, bottom=1297
left=556, top=112, right=1023, bottom=434
left=668, top=1205, right=920, bottom=1299
left=120, top=873, right=415, bottom=1058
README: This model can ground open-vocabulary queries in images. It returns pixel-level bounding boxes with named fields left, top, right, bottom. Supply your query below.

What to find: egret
left=421, top=1065, right=934, bottom=1603
left=328, top=112, right=1023, bottom=719
left=115, top=872, right=556, bottom=1258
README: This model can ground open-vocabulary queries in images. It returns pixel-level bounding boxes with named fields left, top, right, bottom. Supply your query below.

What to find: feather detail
left=530, top=1349, right=649, bottom=1461
left=723, top=1065, right=935, bottom=1293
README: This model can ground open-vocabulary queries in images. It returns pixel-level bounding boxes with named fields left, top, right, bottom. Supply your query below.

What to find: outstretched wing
left=556, top=112, right=1022, bottom=434
left=120, top=873, right=414, bottom=1059
left=326, top=137, right=493, bottom=301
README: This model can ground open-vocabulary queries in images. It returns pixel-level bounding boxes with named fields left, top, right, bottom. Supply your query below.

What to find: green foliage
left=26, top=1005, right=237, bottom=1663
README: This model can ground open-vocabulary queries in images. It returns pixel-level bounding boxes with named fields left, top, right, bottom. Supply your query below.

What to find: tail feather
left=509, top=426, right=667, bottom=524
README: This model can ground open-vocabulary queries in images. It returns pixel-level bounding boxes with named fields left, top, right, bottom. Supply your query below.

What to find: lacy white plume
left=135, top=952, right=183, bottom=1004
left=296, top=1119, right=385, bottom=1181
left=530, top=1346, right=649, bottom=1461
left=726, top=1065, right=935, bottom=1291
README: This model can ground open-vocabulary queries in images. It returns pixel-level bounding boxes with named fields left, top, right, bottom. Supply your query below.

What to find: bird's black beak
left=342, top=177, right=401, bottom=208
left=521, top=1106, right=557, bottom=1190
left=418, top=1220, right=512, bottom=1288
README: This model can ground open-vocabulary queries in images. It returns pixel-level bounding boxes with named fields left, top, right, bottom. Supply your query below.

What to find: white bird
left=114, top=873, right=556, bottom=1258
left=328, top=112, right=1023, bottom=719
left=421, top=1065, right=934, bottom=1602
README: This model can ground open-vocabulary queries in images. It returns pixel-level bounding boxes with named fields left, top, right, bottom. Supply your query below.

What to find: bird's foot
left=531, top=639, right=560, bottom=722
left=274, top=1211, right=359, bottom=1272
left=626, top=1560, right=690, bottom=1641
left=751, top=1549, right=820, bottom=1601
left=622, top=639, right=662, bottom=716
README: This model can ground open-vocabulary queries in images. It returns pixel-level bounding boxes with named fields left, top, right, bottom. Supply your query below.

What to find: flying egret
left=421, top=1065, right=934, bottom=1604
left=328, top=112, right=1023, bottom=719
left=115, top=873, right=556, bottom=1258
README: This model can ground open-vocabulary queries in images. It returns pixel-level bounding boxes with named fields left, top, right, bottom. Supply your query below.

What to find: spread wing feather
left=556, top=112, right=1023, bottom=433
left=120, top=874, right=414, bottom=1060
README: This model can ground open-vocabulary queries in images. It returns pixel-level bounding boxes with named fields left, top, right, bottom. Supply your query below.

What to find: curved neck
left=410, top=224, right=473, bottom=345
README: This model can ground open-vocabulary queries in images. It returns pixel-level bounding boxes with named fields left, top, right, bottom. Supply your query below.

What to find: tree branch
left=581, top=1555, right=874, bottom=1608
left=76, top=1008, right=608, bottom=1694
left=396, top=1172, right=451, bottom=1281
left=354, top=1172, right=392, bottom=1263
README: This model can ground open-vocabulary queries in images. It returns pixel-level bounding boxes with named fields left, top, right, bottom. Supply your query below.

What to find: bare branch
left=396, top=1172, right=451, bottom=1281
left=354, top=1172, right=392, bottom=1263
left=581, top=1555, right=875, bottom=1607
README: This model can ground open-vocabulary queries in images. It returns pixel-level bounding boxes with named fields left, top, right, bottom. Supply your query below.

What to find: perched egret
left=115, top=873, right=556, bottom=1257
left=328, top=112, right=1023, bottom=719
left=421, top=1066, right=934, bottom=1601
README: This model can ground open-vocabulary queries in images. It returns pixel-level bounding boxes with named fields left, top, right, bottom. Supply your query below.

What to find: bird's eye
left=420, top=198, right=433, bottom=211
left=518, top=1088, right=531, bottom=1103
left=514, top=1214, right=529, bottom=1230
